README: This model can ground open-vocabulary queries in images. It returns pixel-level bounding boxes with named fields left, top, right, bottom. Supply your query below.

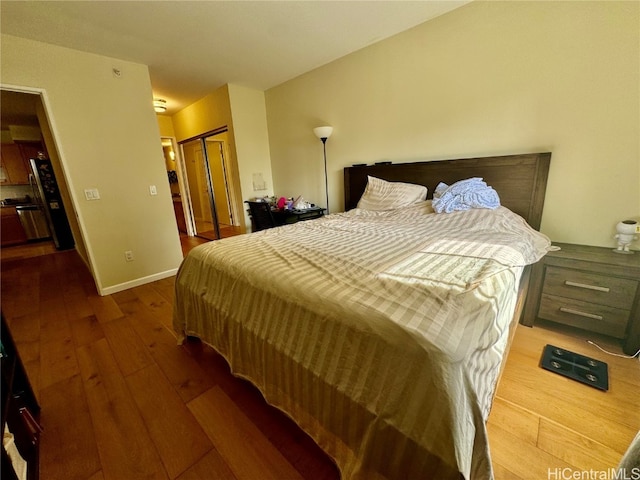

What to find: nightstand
left=521, top=242, right=640, bottom=355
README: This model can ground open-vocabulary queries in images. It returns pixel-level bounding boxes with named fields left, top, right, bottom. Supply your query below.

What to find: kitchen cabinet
left=1, top=207, right=28, bottom=246
left=0, top=142, right=46, bottom=185
left=1, top=144, right=30, bottom=185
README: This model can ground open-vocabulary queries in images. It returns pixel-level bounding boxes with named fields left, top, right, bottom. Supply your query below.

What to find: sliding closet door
left=181, top=138, right=220, bottom=240
left=204, top=136, right=233, bottom=228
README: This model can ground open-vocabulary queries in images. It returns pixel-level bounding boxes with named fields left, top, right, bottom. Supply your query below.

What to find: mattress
left=173, top=202, right=550, bottom=479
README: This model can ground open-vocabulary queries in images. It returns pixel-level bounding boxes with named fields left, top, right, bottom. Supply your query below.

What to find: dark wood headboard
left=344, top=152, right=551, bottom=230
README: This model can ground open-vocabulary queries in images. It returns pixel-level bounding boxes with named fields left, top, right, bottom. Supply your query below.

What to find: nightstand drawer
left=542, top=266, right=637, bottom=310
left=539, top=293, right=630, bottom=338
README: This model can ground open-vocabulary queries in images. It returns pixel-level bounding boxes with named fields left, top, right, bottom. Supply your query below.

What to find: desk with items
left=246, top=197, right=325, bottom=232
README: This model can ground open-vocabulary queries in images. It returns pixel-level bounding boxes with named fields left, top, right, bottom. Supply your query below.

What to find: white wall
left=265, top=1, right=639, bottom=249
left=1, top=34, right=184, bottom=294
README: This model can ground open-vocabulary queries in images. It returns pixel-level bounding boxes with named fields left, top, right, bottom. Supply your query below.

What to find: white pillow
left=356, top=176, right=428, bottom=211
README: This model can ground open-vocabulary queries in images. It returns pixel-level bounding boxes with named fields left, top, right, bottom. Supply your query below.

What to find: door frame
left=160, top=136, right=194, bottom=236
left=0, top=83, right=92, bottom=277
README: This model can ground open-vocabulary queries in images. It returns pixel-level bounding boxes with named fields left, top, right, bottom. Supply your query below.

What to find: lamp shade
left=313, top=126, right=333, bottom=140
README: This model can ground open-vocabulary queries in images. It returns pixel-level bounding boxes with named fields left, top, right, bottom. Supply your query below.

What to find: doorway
left=161, top=137, right=189, bottom=235
left=179, top=130, right=239, bottom=241
left=0, top=89, right=79, bottom=254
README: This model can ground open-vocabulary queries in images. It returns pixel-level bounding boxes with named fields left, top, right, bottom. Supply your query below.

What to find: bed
left=173, top=152, right=552, bottom=479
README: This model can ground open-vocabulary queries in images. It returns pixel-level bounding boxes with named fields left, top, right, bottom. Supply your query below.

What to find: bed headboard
left=344, top=152, right=551, bottom=230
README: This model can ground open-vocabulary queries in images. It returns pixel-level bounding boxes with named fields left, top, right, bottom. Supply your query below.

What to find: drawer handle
left=559, top=307, right=603, bottom=321
left=564, top=281, right=610, bottom=293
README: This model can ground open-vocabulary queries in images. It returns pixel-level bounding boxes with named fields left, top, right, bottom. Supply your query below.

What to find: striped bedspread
left=173, top=202, right=550, bottom=479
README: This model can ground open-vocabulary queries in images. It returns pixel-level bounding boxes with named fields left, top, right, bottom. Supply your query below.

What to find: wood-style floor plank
left=101, top=316, right=154, bottom=377
left=487, top=422, right=574, bottom=479
left=175, top=449, right=238, bottom=480
left=3, top=268, right=40, bottom=317
left=181, top=338, right=340, bottom=479
left=119, top=299, right=216, bottom=403
left=487, top=397, right=539, bottom=446
left=537, top=418, right=622, bottom=470
left=188, top=386, right=304, bottom=480
left=39, top=297, right=72, bottom=345
left=69, top=314, right=105, bottom=347
left=86, top=293, right=125, bottom=324
left=150, top=276, right=176, bottom=305
left=39, top=335, right=79, bottom=390
left=76, top=338, right=169, bottom=480
left=87, top=471, right=105, bottom=480
left=39, top=374, right=102, bottom=480
left=131, top=283, right=174, bottom=330
left=5, top=311, right=40, bottom=344
left=125, top=364, right=214, bottom=479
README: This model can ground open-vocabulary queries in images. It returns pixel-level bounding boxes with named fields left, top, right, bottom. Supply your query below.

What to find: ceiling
left=0, top=1, right=470, bottom=116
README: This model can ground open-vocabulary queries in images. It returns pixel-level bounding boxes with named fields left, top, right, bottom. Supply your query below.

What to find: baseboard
left=98, top=268, right=179, bottom=296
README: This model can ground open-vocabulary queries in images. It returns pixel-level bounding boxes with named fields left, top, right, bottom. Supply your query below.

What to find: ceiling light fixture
left=153, top=98, right=167, bottom=113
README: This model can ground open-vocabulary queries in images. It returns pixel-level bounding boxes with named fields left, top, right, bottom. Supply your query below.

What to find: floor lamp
left=313, top=126, right=333, bottom=214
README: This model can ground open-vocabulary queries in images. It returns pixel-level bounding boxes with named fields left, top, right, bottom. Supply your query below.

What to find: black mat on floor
left=540, top=344, right=608, bottom=391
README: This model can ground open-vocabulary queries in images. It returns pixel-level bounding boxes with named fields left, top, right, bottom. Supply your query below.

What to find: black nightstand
left=521, top=243, right=640, bottom=355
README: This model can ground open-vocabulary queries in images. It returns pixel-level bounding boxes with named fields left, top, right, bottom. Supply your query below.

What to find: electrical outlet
left=636, top=224, right=640, bottom=234
left=124, top=250, right=134, bottom=262
left=149, top=185, right=157, bottom=196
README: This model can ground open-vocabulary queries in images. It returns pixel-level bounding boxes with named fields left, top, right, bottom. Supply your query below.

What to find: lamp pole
left=313, top=126, right=333, bottom=214
left=320, top=136, right=329, bottom=214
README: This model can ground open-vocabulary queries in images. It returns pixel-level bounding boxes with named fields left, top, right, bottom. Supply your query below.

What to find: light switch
left=84, top=188, right=100, bottom=200
left=149, top=185, right=157, bottom=196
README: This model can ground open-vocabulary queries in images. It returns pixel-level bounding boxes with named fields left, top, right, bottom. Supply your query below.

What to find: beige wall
left=265, top=1, right=640, bottom=249
left=157, top=115, right=176, bottom=138
left=227, top=84, right=274, bottom=215
left=1, top=34, right=184, bottom=294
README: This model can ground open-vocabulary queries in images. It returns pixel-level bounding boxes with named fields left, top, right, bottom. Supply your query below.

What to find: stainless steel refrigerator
left=29, top=157, right=75, bottom=250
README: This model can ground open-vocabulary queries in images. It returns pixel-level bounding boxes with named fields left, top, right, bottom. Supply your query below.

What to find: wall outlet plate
left=84, top=188, right=100, bottom=200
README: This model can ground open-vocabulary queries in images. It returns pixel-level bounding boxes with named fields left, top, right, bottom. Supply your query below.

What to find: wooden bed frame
left=344, top=152, right=551, bottom=230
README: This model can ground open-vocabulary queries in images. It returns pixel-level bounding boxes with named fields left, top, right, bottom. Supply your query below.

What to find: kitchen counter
left=1, top=203, right=34, bottom=209
left=1, top=196, right=34, bottom=207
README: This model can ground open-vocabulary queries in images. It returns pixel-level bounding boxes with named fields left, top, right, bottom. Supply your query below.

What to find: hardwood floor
left=1, top=241, right=638, bottom=479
